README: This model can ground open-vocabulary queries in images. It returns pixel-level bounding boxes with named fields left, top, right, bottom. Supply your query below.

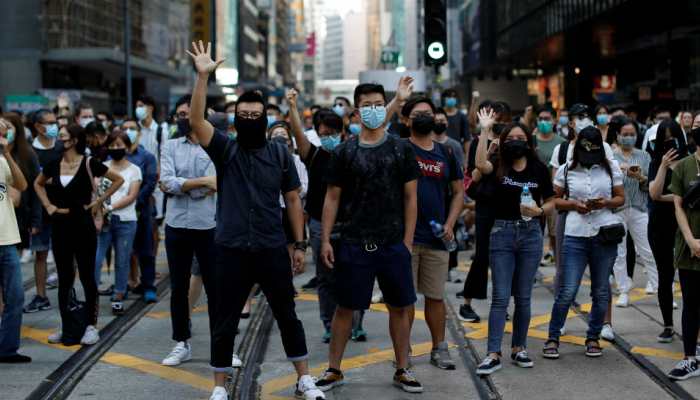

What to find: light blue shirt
left=613, top=148, right=650, bottom=213
left=160, top=137, right=216, bottom=230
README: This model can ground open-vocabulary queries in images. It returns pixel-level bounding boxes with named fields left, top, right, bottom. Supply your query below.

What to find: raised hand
left=396, top=76, right=415, bottom=101
left=477, top=108, right=496, bottom=131
left=186, top=41, right=225, bottom=76
left=660, top=149, right=678, bottom=168
left=286, top=88, right=298, bottom=107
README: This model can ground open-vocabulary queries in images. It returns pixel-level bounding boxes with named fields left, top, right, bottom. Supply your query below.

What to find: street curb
left=445, top=297, right=502, bottom=400
left=228, top=295, right=274, bottom=400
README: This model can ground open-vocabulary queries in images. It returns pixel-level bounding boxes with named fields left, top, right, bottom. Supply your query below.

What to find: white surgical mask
left=574, top=117, right=594, bottom=134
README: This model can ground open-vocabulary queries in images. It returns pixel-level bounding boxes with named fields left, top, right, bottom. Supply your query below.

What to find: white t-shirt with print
left=0, top=156, right=20, bottom=245
left=103, top=160, right=142, bottom=222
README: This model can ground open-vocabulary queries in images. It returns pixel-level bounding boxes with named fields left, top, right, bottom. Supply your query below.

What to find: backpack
left=557, top=141, right=570, bottom=167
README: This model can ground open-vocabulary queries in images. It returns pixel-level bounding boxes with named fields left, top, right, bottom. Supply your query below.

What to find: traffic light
left=424, top=0, right=447, bottom=66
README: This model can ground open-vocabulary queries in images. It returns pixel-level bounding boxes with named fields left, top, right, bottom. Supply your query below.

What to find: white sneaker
left=232, top=353, right=243, bottom=368
left=295, top=375, right=325, bottom=400
left=645, top=282, right=657, bottom=294
left=601, top=324, right=615, bottom=341
left=48, top=329, right=62, bottom=344
left=616, top=293, right=630, bottom=308
left=673, top=301, right=679, bottom=310
left=80, top=325, right=99, bottom=345
left=46, top=272, right=58, bottom=288
left=162, top=341, right=192, bottom=366
left=20, top=250, right=33, bottom=264
left=209, top=386, right=227, bottom=400
left=560, top=326, right=567, bottom=336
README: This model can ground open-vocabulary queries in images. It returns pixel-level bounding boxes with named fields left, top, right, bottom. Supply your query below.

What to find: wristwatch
left=293, top=241, right=308, bottom=252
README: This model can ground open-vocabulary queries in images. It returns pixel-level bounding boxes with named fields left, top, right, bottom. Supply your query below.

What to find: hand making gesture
left=186, top=41, right=226, bottom=77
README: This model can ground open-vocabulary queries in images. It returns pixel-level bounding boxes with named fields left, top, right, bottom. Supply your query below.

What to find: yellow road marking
left=630, top=346, right=684, bottom=360
left=147, top=304, right=208, bottom=320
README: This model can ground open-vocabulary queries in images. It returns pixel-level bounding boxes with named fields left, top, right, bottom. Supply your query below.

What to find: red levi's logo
left=417, top=157, right=445, bottom=178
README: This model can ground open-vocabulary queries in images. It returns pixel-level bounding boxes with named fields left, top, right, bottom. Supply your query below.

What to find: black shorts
left=334, top=242, right=417, bottom=310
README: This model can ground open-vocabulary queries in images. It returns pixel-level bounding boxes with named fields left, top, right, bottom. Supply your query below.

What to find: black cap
left=575, top=126, right=604, bottom=165
left=569, top=103, right=589, bottom=117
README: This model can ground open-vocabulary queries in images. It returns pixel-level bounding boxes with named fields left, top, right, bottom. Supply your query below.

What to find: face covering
left=577, top=150, right=604, bottom=167
left=596, top=114, right=609, bottom=126
left=320, top=134, right=341, bottom=151
left=444, top=97, right=458, bottom=108
left=113, top=119, right=124, bottom=126
left=126, top=129, right=138, bottom=144
left=332, top=105, right=346, bottom=117
left=108, top=148, right=127, bottom=161
left=45, top=124, right=59, bottom=138
left=267, top=115, right=277, bottom=128
left=177, top=118, right=191, bottom=136
left=101, top=121, right=110, bottom=130
left=359, top=106, right=386, bottom=130
left=619, top=136, right=636, bottom=148
left=574, top=118, right=594, bottom=134
left=537, top=120, right=554, bottom=134
left=348, top=123, right=361, bottom=135
left=135, top=106, right=148, bottom=121
left=501, top=140, right=529, bottom=160
left=234, top=115, right=268, bottom=150
left=433, top=123, right=447, bottom=134
left=79, top=117, right=95, bottom=128
left=411, top=116, right=435, bottom=136
left=227, top=113, right=236, bottom=126
left=5, top=129, right=15, bottom=144
left=559, top=116, right=569, bottom=126
left=271, top=136, right=289, bottom=147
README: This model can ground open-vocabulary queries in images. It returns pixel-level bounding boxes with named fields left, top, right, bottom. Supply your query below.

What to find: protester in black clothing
left=441, top=88, right=469, bottom=146
left=84, top=121, right=109, bottom=161
left=34, top=124, right=124, bottom=346
left=186, top=41, right=325, bottom=400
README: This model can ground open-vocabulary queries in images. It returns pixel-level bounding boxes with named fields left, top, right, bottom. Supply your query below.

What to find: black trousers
left=210, top=245, right=307, bottom=369
left=164, top=226, right=216, bottom=342
left=462, top=209, right=495, bottom=300
left=52, top=213, right=99, bottom=326
left=679, top=269, right=700, bottom=357
left=648, top=213, right=676, bottom=327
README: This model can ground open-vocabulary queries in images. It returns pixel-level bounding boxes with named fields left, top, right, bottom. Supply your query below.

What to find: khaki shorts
left=411, top=244, right=449, bottom=300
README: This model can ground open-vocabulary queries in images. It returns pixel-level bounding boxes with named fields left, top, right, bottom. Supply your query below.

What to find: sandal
left=542, top=340, right=560, bottom=359
left=585, top=339, right=603, bottom=357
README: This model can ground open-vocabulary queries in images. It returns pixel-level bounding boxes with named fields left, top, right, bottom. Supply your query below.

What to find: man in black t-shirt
left=315, top=81, right=425, bottom=394
left=187, top=41, right=324, bottom=400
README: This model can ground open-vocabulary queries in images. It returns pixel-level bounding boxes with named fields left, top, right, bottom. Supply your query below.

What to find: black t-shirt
left=491, top=159, right=554, bottom=220
left=44, top=156, right=107, bottom=215
left=303, top=144, right=332, bottom=221
left=326, top=134, right=420, bottom=245
left=447, top=112, right=469, bottom=144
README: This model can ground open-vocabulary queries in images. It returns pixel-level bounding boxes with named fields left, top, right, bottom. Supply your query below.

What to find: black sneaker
left=511, top=350, right=534, bottom=368
left=23, top=295, right=51, bottom=313
left=0, top=353, right=32, bottom=363
left=476, top=356, right=501, bottom=375
left=668, top=359, right=700, bottom=381
left=393, top=368, right=423, bottom=393
left=301, top=277, right=318, bottom=290
left=315, top=368, right=344, bottom=391
left=657, top=328, right=675, bottom=343
left=455, top=290, right=465, bottom=299
left=458, top=304, right=480, bottom=323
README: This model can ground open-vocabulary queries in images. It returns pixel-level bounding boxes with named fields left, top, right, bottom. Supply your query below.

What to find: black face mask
left=177, top=118, right=191, bottom=137
left=234, top=115, right=268, bottom=150
left=108, top=148, right=127, bottom=161
left=271, top=136, right=289, bottom=147
left=501, top=140, right=529, bottom=160
left=434, top=123, right=447, bottom=134
left=411, top=116, right=435, bottom=136
left=398, top=123, right=411, bottom=138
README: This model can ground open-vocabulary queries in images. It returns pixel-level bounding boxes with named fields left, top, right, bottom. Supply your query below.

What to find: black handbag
left=682, top=180, right=700, bottom=210
left=597, top=223, right=626, bottom=245
left=61, top=288, right=88, bottom=346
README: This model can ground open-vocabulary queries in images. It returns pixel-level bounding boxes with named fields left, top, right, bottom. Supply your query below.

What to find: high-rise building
left=343, top=8, right=369, bottom=80
left=322, top=14, right=343, bottom=79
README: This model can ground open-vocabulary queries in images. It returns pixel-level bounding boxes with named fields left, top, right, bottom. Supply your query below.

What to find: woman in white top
left=94, top=130, right=142, bottom=315
left=544, top=126, right=625, bottom=359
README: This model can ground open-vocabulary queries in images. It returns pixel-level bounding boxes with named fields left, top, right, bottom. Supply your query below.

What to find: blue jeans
left=134, top=204, right=156, bottom=290
left=95, top=215, right=138, bottom=295
left=548, top=235, right=618, bottom=341
left=0, top=245, right=23, bottom=357
left=487, top=219, right=543, bottom=354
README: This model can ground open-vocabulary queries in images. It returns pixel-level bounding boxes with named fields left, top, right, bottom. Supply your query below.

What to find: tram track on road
left=25, top=274, right=171, bottom=400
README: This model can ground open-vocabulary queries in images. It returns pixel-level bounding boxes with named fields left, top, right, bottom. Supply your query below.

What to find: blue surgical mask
left=126, top=129, right=138, bottom=144
left=228, top=113, right=236, bottom=125
left=6, top=129, right=15, bottom=144
left=537, top=120, right=553, bottom=134
left=619, top=136, right=636, bottom=148
left=320, top=134, right=341, bottom=151
left=359, top=105, right=386, bottom=130
left=559, top=116, right=569, bottom=126
left=45, top=123, right=59, bottom=138
left=113, top=119, right=124, bottom=126
left=135, top=106, right=148, bottom=121
left=596, top=114, right=609, bottom=126
left=444, top=97, right=458, bottom=108
left=267, top=115, right=277, bottom=127
left=348, top=123, right=361, bottom=135
left=332, top=104, right=346, bottom=117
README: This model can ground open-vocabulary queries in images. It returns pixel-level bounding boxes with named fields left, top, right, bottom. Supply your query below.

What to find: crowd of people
left=1, top=40, right=700, bottom=399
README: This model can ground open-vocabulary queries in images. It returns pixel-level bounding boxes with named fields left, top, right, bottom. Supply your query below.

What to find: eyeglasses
left=176, top=112, right=188, bottom=119
left=237, top=111, right=263, bottom=119
left=410, top=112, right=434, bottom=119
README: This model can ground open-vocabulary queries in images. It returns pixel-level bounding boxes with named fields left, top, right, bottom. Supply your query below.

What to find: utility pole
left=124, top=0, right=133, bottom=117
